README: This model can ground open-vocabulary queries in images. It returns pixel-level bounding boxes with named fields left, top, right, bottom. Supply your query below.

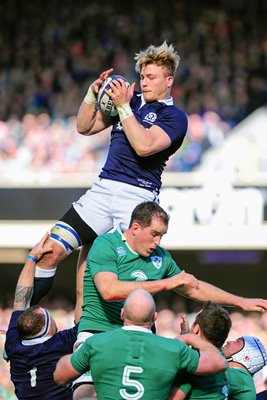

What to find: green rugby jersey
left=174, top=351, right=229, bottom=399
left=71, top=327, right=199, bottom=400
left=227, top=368, right=256, bottom=400
left=78, top=229, right=181, bottom=333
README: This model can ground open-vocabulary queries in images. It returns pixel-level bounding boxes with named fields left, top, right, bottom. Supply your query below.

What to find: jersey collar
left=138, top=93, right=174, bottom=108
left=119, top=227, right=139, bottom=255
left=122, top=326, right=153, bottom=334
left=22, top=335, right=52, bottom=346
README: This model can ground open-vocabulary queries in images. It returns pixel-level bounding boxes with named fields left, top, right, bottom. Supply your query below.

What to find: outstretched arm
left=176, top=280, right=267, bottom=312
left=13, top=233, right=52, bottom=311
left=94, top=270, right=200, bottom=301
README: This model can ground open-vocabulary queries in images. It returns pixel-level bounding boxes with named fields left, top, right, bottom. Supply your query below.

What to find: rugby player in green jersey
left=54, top=289, right=227, bottom=400
left=72, top=201, right=267, bottom=399
left=169, top=302, right=232, bottom=399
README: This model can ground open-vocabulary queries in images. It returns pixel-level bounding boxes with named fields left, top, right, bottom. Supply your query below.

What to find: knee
left=36, top=238, right=67, bottom=269
left=73, top=384, right=96, bottom=400
left=50, top=221, right=82, bottom=254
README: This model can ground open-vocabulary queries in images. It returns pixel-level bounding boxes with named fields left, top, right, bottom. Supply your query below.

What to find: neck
left=229, top=361, right=249, bottom=373
left=123, top=230, right=135, bottom=251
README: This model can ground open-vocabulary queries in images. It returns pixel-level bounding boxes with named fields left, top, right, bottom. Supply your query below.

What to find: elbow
left=213, top=357, right=228, bottom=374
left=135, top=147, right=152, bottom=157
left=76, top=124, right=90, bottom=136
left=101, top=290, right=116, bottom=302
left=217, top=358, right=228, bottom=373
left=99, top=287, right=121, bottom=302
left=53, top=372, right=68, bottom=386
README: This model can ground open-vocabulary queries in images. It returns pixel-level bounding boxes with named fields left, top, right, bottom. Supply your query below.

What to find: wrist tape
left=117, top=103, right=133, bottom=121
left=84, top=86, right=97, bottom=105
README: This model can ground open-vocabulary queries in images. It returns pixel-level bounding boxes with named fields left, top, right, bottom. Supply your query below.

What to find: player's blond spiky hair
left=134, top=41, right=180, bottom=76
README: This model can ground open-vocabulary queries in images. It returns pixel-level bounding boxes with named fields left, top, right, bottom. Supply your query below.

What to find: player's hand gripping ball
left=97, top=75, right=130, bottom=117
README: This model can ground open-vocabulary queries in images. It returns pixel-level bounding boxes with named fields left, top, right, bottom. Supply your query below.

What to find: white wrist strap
left=84, top=86, right=97, bottom=105
left=117, top=103, right=133, bottom=121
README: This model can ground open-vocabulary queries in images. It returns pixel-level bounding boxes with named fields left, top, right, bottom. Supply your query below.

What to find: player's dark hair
left=129, top=201, right=169, bottom=228
left=193, top=302, right=232, bottom=349
left=17, top=305, right=45, bottom=339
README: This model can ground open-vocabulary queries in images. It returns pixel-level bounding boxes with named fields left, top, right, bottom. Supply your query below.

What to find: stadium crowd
left=0, top=0, right=267, bottom=174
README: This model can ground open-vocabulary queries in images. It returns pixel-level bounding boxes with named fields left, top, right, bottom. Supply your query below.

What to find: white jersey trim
left=122, top=326, right=153, bottom=334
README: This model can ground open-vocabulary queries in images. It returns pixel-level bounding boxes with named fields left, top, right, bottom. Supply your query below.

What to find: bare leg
left=74, top=244, right=91, bottom=323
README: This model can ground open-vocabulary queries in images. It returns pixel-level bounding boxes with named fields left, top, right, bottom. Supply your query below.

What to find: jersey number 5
left=119, top=365, right=144, bottom=399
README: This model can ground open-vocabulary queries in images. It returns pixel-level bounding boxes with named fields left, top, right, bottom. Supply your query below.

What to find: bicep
left=90, top=113, right=112, bottom=135
left=93, top=271, right=118, bottom=296
left=144, top=125, right=171, bottom=155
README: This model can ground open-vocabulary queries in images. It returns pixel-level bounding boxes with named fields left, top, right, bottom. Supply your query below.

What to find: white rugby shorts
left=72, top=179, right=159, bottom=235
left=72, top=332, right=95, bottom=386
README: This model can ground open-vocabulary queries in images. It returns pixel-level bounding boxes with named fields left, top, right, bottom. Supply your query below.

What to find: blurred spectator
left=0, top=1, right=267, bottom=174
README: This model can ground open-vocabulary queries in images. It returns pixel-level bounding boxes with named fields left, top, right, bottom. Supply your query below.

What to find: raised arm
left=109, top=78, right=172, bottom=156
left=13, top=233, right=52, bottom=311
left=175, top=280, right=267, bottom=312
left=76, top=68, right=113, bottom=136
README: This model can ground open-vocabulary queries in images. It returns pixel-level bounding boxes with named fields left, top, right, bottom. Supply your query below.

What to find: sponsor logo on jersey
left=151, top=256, right=162, bottom=269
left=143, top=112, right=157, bottom=124
left=117, top=247, right=126, bottom=256
left=130, top=270, right=148, bottom=281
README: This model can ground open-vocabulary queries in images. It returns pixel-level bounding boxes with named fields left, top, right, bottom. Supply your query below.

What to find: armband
left=83, top=86, right=97, bottom=105
left=27, top=255, right=38, bottom=263
left=117, top=103, right=133, bottom=121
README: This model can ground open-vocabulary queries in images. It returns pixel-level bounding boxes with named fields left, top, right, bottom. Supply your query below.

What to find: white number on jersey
left=29, top=367, right=37, bottom=387
left=119, top=365, right=144, bottom=399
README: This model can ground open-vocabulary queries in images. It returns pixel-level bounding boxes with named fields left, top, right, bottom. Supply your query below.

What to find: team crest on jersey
left=130, top=270, right=148, bottom=281
left=143, top=112, right=157, bottom=124
left=117, top=247, right=126, bottom=256
left=151, top=256, right=162, bottom=269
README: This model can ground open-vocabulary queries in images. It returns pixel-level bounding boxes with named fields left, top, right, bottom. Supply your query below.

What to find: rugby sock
left=30, top=267, right=57, bottom=305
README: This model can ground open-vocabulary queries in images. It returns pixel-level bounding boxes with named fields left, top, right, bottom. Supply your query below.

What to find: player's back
left=5, top=311, right=77, bottom=399
left=86, top=327, right=199, bottom=400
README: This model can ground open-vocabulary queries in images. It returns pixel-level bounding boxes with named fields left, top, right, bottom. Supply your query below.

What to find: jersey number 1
left=29, top=367, right=37, bottom=387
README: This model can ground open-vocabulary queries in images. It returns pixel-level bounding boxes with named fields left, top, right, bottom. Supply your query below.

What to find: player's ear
left=120, top=308, right=125, bottom=321
left=131, top=222, right=141, bottom=235
left=192, top=323, right=200, bottom=335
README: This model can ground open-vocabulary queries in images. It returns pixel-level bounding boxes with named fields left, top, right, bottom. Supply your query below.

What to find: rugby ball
left=97, top=75, right=130, bottom=117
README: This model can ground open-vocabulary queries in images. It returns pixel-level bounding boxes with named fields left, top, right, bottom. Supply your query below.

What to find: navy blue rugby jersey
left=99, top=92, right=188, bottom=194
left=5, top=311, right=78, bottom=400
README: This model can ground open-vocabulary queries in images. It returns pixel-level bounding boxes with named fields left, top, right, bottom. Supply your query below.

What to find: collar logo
left=151, top=256, right=162, bottom=269
left=130, top=270, right=148, bottom=281
left=143, top=112, right=157, bottom=124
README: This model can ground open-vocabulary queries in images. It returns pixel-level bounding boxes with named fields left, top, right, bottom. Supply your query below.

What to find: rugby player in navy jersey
left=4, top=233, right=79, bottom=400
left=27, top=42, right=189, bottom=312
